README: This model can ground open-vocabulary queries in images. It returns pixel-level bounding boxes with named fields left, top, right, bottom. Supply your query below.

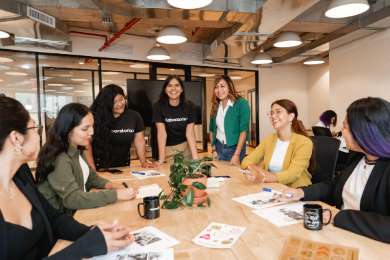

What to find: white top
left=268, top=139, right=290, bottom=173
left=342, top=158, right=374, bottom=210
left=216, top=99, right=234, bottom=144
left=79, top=155, right=90, bottom=192
left=315, top=121, right=328, bottom=128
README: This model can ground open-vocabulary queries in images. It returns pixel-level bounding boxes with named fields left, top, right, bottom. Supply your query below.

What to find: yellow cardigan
left=241, top=133, right=313, bottom=188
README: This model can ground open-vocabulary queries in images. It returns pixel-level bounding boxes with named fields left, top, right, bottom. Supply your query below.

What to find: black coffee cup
left=137, top=196, right=160, bottom=220
left=303, top=203, right=332, bottom=230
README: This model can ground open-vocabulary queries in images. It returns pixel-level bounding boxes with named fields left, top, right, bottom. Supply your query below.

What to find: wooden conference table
left=52, top=161, right=390, bottom=259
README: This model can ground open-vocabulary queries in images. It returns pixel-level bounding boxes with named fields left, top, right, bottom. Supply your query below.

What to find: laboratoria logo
left=165, top=117, right=188, bottom=123
left=111, top=128, right=135, bottom=134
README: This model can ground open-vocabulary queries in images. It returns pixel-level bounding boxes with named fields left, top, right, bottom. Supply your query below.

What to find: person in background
left=36, top=103, right=135, bottom=215
left=152, top=75, right=198, bottom=164
left=241, top=99, right=313, bottom=188
left=85, top=84, right=154, bottom=171
left=316, top=110, right=337, bottom=128
left=279, top=97, right=390, bottom=243
left=0, top=96, right=133, bottom=259
left=209, top=75, right=250, bottom=165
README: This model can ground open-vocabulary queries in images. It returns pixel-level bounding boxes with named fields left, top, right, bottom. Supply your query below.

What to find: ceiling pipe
left=98, top=17, right=141, bottom=51
left=69, top=30, right=108, bottom=43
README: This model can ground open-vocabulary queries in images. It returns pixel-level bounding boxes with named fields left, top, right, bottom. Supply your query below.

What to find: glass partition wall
left=0, top=49, right=259, bottom=163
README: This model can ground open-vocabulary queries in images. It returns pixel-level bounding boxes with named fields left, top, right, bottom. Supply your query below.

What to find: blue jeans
left=215, top=139, right=246, bottom=162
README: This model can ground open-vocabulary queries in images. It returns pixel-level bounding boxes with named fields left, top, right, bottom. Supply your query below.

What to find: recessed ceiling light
left=251, top=52, right=273, bottom=65
left=167, top=0, right=213, bottom=9
left=169, top=68, right=175, bottom=71
left=21, top=64, right=32, bottom=69
left=71, top=78, right=88, bottom=82
left=74, top=90, right=87, bottom=93
left=5, top=71, right=28, bottom=76
left=303, top=57, right=326, bottom=65
left=103, top=71, right=120, bottom=75
left=157, top=26, right=187, bottom=45
left=0, top=57, right=14, bottom=63
left=0, top=30, right=10, bottom=39
left=325, top=0, right=370, bottom=18
left=56, top=91, right=67, bottom=94
left=230, top=75, right=243, bottom=80
left=62, top=86, right=74, bottom=90
left=47, top=83, right=64, bottom=87
left=146, top=45, right=170, bottom=61
left=45, top=89, right=56, bottom=92
left=157, top=76, right=166, bottom=80
left=273, top=32, right=302, bottom=48
left=25, top=104, right=33, bottom=111
left=130, top=63, right=149, bottom=69
left=197, top=73, right=215, bottom=77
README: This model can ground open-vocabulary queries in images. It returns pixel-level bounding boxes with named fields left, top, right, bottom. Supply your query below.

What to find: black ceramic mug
left=303, top=203, right=332, bottom=230
left=137, top=196, right=160, bottom=220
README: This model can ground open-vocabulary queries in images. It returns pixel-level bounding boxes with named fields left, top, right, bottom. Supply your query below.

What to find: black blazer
left=0, top=164, right=107, bottom=260
left=303, top=153, right=390, bottom=243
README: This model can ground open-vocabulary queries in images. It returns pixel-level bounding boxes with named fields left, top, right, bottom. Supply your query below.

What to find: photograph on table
left=253, top=202, right=304, bottom=227
left=232, top=191, right=288, bottom=210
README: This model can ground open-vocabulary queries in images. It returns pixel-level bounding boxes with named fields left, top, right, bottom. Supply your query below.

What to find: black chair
left=310, top=136, right=341, bottom=184
left=312, top=126, right=332, bottom=137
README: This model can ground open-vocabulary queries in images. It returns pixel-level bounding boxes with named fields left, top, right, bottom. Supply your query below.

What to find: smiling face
left=165, top=78, right=183, bottom=101
left=214, top=79, right=230, bottom=101
left=269, top=103, right=295, bottom=130
left=112, top=94, right=126, bottom=116
left=68, top=112, right=94, bottom=147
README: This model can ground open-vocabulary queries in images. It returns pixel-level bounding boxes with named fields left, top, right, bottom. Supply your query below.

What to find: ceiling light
left=25, top=105, right=33, bottom=111
left=21, top=64, right=32, bottom=69
left=0, top=57, right=14, bottom=63
left=303, top=57, right=326, bottom=65
left=157, top=76, right=166, bottom=80
left=157, top=26, right=187, bottom=44
left=47, top=83, right=64, bottom=86
left=71, top=78, right=88, bottom=82
left=167, top=0, right=213, bottom=9
left=0, top=30, right=10, bottom=39
left=273, top=32, right=302, bottom=48
left=62, top=86, right=74, bottom=90
left=230, top=75, right=242, bottom=80
left=325, top=0, right=369, bottom=18
left=130, top=63, right=149, bottom=69
left=251, top=51, right=273, bottom=65
left=78, top=58, right=85, bottom=65
left=5, top=71, right=28, bottom=76
left=45, top=89, right=56, bottom=92
left=197, top=73, right=215, bottom=77
left=146, top=45, right=170, bottom=61
left=103, top=71, right=120, bottom=75
left=74, top=90, right=87, bottom=93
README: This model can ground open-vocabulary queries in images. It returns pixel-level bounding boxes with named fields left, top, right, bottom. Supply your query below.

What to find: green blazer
left=38, top=145, right=117, bottom=215
left=209, top=98, right=250, bottom=146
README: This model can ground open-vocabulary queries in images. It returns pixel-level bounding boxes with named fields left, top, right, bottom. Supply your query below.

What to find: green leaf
left=192, top=182, right=207, bottom=190
left=197, top=202, right=205, bottom=207
left=206, top=197, right=211, bottom=207
left=179, top=183, right=188, bottom=192
left=162, top=200, right=180, bottom=209
left=183, top=189, right=194, bottom=207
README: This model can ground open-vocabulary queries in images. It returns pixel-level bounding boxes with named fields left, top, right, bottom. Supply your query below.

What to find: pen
left=132, top=171, right=145, bottom=175
left=122, top=182, right=128, bottom=188
left=262, top=187, right=293, bottom=198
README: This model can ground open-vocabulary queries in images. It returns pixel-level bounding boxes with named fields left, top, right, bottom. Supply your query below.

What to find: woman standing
left=37, top=103, right=135, bottom=215
left=152, top=75, right=199, bottom=163
left=86, top=84, right=154, bottom=170
left=280, top=97, right=390, bottom=243
left=241, top=99, right=313, bottom=188
left=209, top=75, right=250, bottom=165
left=0, top=96, right=133, bottom=259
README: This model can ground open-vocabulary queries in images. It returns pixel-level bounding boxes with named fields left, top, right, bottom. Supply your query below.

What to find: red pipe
left=98, top=17, right=141, bottom=51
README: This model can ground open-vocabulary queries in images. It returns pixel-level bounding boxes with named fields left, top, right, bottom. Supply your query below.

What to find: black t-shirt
left=109, top=109, right=144, bottom=167
left=152, top=101, right=195, bottom=146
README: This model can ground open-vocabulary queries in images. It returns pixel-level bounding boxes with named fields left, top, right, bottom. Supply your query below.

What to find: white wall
left=259, top=64, right=309, bottom=140
left=329, top=28, right=390, bottom=128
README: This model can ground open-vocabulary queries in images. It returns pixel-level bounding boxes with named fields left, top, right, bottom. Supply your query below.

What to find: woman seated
left=316, top=109, right=337, bottom=129
left=281, top=97, right=390, bottom=243
left=0, top=96, right=133, bottom=259
left=85, top=84, right=154, bottom=171
left=241, top=99, right=313, bottom=188
left=37, top=103, right=135, bottom=215
left=152, top=75, right=199, bottom=164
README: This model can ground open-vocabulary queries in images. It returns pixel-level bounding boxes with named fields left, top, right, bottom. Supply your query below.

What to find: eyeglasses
left=266, top=110, right=284, bottom=117
left=26, top=125, right=43, bottom=135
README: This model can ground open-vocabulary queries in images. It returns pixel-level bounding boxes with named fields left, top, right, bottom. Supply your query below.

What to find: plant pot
left=182, top=173, right=208, bottom=198
left=193, top=193, right=208, bottom=207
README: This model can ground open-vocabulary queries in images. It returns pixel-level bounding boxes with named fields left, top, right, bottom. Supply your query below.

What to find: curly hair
left=36, top=103, right=90, bottom=183
left=90, top=84, right=125, bottom=169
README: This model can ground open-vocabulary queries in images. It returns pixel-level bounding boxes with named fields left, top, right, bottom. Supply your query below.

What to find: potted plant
left=159, top=152, right=215, bottom=209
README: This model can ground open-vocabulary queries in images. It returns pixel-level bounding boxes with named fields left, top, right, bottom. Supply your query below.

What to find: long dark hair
left=0, top=96, right=30, bottom=151
left=210, top=75, right=242, bottom=117
left=90, top=84, right=125, bottom=169
left=36, top=103, right=90, bottom=183
left=319, top=110, right=337, bottom=127
left=271, top=99, right=307, bottom=136
left=159, top=75, right=186, bottom=106
left=347, top=97, right=390, bottom=158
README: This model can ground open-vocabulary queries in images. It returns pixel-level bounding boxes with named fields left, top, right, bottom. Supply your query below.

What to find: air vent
left=27, top=6, right=56, bottom=28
